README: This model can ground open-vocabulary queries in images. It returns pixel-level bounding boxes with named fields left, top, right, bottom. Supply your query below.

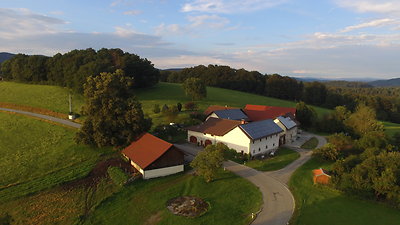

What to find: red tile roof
left=121, top=133, right=173, bottom=169
left=203, top=105, right=238, bottom=115
left=312, top=168, right=330, bottom=176
left=244, top=104, right=296, bottom=121
left=187, top=117, right=242, bottom=136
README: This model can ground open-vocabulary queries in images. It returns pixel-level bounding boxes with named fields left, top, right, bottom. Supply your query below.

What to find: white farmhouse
left=274, top=116, right=298, bottom=144
left=187, top=118, right=284, bottom=156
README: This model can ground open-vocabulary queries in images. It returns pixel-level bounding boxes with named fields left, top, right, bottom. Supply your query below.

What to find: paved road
left=266, top=133, right=327, bottom=184
left=0, top=107, right=82, bottom=129
left=224, top=161, right=294, bottom=225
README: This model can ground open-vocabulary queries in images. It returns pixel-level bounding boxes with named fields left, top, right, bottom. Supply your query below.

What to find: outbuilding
left=122, top=133, right=184, bottom=179
left=312, top=168, right=331, bottom=184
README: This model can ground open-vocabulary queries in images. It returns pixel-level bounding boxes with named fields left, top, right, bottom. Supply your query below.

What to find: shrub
left=153, top=104, right=161, bottom=114
left=184, top=102, right=197, bottom=111
left=177, top=102, right=182, bottom=112
left=189, top=112, right=206, bottom=121
left=161, top=104, right=169, bottom=113
left=107, top=166, right=130, bottom=186
left=313, top=143, right=340, bottom=161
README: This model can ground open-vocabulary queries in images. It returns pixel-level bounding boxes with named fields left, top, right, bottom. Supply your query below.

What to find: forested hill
left=0, top=52, right=15, bottom=63
left=0, top=48, right=159, bottom=93
left=369, top=78, right=400, bottom=87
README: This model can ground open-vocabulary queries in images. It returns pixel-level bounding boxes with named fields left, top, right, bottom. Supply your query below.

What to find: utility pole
left=69, top=93, right=73, bottom=114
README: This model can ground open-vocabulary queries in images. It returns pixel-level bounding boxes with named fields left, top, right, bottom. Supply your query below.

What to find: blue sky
left=1, top=0, right=399, bottom=79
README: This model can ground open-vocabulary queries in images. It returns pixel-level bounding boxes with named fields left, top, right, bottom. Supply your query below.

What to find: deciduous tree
left=75, top=70, right=151, bottom=147
left=182, top=78, right=207, bottom=100
left=190, top=143, right=226, bottom=182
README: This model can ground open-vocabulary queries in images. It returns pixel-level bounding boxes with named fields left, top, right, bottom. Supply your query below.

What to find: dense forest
left=161, top=65, right=400, bottom=124
left=0, top=48, right=159, bottom=93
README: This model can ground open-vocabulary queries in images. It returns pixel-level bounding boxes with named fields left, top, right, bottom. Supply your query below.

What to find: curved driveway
left=223, top=132, right=326, bottom=225
left=0, top=107, right=81, bottom=128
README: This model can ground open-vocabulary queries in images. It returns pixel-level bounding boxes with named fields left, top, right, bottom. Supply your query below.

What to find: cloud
left=155, top=14, right=231, bottom=35
left=123, top=10, right=142, bottom=16
left=340, top=18, right=398, bottom=32
left=0, top=8, right=67, bottom=39
left=335, top=0, right=400, bottom=15
left=187, top=14, right=229, bottom=28
left=182, top=0, right=288, bottom=14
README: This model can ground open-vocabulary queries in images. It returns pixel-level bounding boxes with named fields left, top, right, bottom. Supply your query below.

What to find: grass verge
left=245, top=147, right=300, bottom=171
left=300, top=137, right=319, bottom=149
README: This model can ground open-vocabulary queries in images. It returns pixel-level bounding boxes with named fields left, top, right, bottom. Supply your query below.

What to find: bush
left=189, top=112, right=206, bottom=121
left=161, top=104, right=169, bottom=113
left=177, top=102, right=182, bottom=112
left=313, top=143, right=340, bottom=161
left=153, top=104, right=161, bottom=114
left=184, top=102, right=197, bottom=111
left=107, top=166, right=130, bottom=186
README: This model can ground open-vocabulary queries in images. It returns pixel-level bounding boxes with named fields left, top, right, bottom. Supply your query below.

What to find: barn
left=122, top=133, right=184, bottom=179
left=274, top=116, right=298, bottom=144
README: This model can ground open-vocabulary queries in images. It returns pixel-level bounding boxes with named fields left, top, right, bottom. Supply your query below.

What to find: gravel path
left=0, top=107, right=81, bottom=129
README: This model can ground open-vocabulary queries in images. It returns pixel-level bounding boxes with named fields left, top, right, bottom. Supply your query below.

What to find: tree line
left=161, top=65, right=400, bottom=124
left=0, top=48, right=160, bottom=93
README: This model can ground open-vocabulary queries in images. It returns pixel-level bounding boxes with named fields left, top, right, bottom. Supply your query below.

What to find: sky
left=1, top=0, right=399, bottom=79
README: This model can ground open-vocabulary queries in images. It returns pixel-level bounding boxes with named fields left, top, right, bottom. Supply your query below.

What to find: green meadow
left=289, top=157, right=400, bottom=225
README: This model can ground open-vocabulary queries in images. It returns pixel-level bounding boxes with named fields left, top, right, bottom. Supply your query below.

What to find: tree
left=296, top=101, right=316, bottom=128
left=177, top=102, right=182, bottom=112
left=313, top=143, right=340, bottom=161
left=182, top=77, right=207, bottom=100
left=345, top=104, right=384, bottom=137
left=303, top=82, right=327, bottom=106
left=75, top=70, right=151, bottom=147
left=190, top=143, right=226, bottom=182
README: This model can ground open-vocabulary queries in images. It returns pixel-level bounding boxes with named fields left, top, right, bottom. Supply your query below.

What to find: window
left=258, top=148, right=260, bottom=152
left=253, top=150, right=255, bottom=153
left=266, top=145, right=268, bottom=149
left=273, top=143, right=275, bottom=146
left=259, top=139, right=261, bottom=142
left=266, top=137, right=268, bottom=140
left=252, top=140, right=255, bottom=144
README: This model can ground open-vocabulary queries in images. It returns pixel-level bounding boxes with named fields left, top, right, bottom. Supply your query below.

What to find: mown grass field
left=245, top=147, right=300, bottom=171
left=0, top=81, right=84, bottom=114
left=0, top=112, right=109, bottom=202
left=85, top=170, right=262, bottom=225
left=289, top=157, right=400, bottom=225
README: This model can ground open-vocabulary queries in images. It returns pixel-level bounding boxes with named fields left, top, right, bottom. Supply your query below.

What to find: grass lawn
left=137, top=82, right=331, bottom=117
left=85, top=170, right=262, bottom=225
left=0, top=112, right=109, bottom=202
left=383, top=121, right=400, bottom=137
left=289, top=157, right=400, bottom=225
left=245, top=147, right=300, bottom=171
left=300, top=137, right=319, bottom=149
left=0, top=81, right=84, bottom=114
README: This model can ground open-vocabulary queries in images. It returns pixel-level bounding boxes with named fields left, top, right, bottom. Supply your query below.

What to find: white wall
left=205, top=112, right=218, bottom=121
left=188, top=128, right=250, bottom=153
left=143, top=165, right=184, bottom=179
left=273, top=119, right=298, bottom=143
left=249, top=133, right=280, bottom=155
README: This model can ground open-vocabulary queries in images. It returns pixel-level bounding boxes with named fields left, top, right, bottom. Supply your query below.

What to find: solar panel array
left=240, top=119, right=283, bottom=140
left=277, top=116, right=297, bottom=129
left=214, top=109, right=248, bottom=120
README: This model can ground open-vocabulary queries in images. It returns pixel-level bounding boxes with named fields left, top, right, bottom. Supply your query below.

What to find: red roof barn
left=122, top=133, right=184, bottom=179
left=244, top=104, right=296, bottom=121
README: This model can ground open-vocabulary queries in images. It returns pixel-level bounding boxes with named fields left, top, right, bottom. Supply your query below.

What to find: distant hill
left=324, top=81, right=372, bottom=88
left=0, top=52, right=15, bottom=63
left=369, top=78, right=400, bottom=87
